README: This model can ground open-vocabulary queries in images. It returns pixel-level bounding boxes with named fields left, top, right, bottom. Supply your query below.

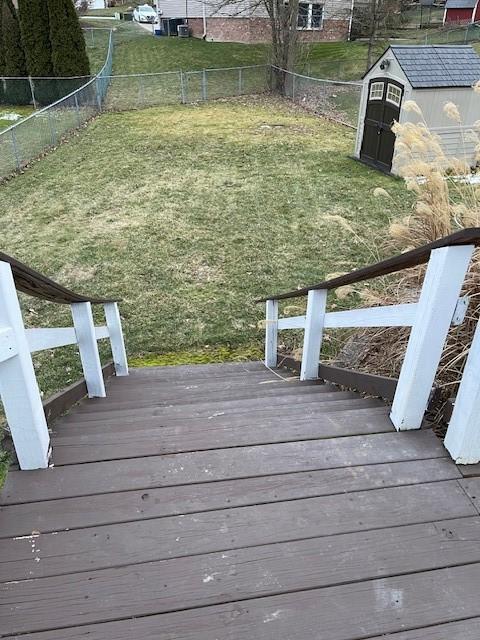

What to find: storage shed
left=354, top=45, right=480, bottom=174
left=443, top=0, right=480, bottom=25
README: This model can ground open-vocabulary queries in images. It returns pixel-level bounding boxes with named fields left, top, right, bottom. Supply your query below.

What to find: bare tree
left=208, top=0, right=301, bottom=92
left=351, top=0, right=401, bottom=70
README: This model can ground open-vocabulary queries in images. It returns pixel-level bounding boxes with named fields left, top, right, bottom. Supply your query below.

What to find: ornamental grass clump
left=337, top=91, right=480, bottom=425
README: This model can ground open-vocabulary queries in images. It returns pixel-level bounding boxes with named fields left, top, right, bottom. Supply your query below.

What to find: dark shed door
left=360, top=78, right=403, bottom=172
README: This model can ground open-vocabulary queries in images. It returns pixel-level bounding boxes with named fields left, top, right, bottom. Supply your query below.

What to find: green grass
left=84, top=19, right=369, bottom=80
left=0, top=98, right=413, bottom=400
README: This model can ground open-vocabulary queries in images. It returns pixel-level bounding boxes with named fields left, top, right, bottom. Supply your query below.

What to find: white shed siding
left=392, top=87, right=480, bottom=173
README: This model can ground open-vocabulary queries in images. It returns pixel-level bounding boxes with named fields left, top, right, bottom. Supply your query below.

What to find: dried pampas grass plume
left=403, top=100, right=423, bottom=115
left=443, top=102, right=462, bottom=123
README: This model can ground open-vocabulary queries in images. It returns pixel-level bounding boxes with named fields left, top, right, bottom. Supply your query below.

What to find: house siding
left=158, top=0, right=352, bottom=40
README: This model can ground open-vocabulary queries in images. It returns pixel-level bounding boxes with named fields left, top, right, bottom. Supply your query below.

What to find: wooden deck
left=2, top=361, right=480, bottom=639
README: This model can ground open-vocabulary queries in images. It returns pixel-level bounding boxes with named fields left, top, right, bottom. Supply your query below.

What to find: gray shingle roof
left=390, top=45, right=480, bottom=88
left=445, top=0, right=476, bottom=8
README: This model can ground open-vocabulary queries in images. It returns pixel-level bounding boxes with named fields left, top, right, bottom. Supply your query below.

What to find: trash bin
left=154, top=27, right=163, bottom=36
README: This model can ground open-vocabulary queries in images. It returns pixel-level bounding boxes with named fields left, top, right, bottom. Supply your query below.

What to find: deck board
left=0, top=458, right=460, bottom=539
left=1, top=362, right=479, bottom=639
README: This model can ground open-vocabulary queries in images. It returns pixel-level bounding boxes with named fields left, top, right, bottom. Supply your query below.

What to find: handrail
left=257, top=228, right=480, bottom=302
left=0, top=255, right=127, bottom=471
left=0, top=251, right=117, bottom=304
left=260, top=229, right=479, bottom=456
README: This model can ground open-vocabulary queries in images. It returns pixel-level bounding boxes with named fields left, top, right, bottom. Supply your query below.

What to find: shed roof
left=389, top=45, right=480, bottom=88
left=445, top=0, right=476, bottom=8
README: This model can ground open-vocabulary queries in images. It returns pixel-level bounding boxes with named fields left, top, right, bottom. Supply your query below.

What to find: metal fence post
left=179, top=70, right=187, bottom=104
left=292, top=73, right=296, bottom=101
left=202, top=69, right=208, bottom=101
left=47, top=111, right=57, bottom=146
left=138, top=75, right=145, bottom=106
left=238, top=68, right=243, bottom=95
left=10, top=129, right=21, bottom=170
left=96, top=77, right=102, bottom=110
left=28, top=76, right=37, bottom=110
left=74, top=93, right=81, bottom=126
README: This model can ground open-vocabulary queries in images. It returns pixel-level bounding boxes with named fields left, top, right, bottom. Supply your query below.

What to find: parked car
left=133, top=4, right=157, bottom=23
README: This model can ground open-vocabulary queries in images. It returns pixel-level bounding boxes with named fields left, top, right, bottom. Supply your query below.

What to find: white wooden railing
left=260, top=229, right=480, bottom=465
left=0, top=257, right=128, bottom=471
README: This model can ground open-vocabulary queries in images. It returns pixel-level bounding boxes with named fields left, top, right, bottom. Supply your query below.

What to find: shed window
left=297, top=2, right=323, bottom=29
left=369, top=82, right=384, bottom=101
left=386, top=83, right=402, bottom=106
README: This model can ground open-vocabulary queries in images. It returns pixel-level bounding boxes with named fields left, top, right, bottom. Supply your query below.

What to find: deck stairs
left=2, top=361, right=480, bottom=639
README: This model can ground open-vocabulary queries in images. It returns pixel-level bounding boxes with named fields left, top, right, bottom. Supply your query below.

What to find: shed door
left=360, top=78, right=403, bottom=173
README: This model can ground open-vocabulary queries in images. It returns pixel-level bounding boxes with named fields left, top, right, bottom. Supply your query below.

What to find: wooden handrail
left=257, top=228, right=480, bottom=302
left=0, top=251, right=117, bottom=304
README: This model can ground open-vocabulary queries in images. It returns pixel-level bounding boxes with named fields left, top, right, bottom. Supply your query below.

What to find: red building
left=444, top=0, right=480, bottom=24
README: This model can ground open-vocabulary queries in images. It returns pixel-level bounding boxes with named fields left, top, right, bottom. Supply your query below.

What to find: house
left=443, top=0, right=480, bottom=24
left=156, top=0, right=355, bottom=42
left=355, top=45, right=480, bottom=174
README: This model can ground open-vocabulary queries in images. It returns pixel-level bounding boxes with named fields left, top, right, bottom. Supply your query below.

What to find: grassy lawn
left=0, top=98, right=412, bottom=401
left=84, top=19, right=370, bottom=79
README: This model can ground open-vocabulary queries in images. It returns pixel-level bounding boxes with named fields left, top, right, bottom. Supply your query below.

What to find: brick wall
left=186, top=17, right=349, bottom=43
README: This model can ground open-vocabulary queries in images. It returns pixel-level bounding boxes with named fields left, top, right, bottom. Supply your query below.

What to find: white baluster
left=104, top=302, right=128, bottom=377
left=265, top=299, right=278, bottom=368
left=0, top=262, right=50, bottom=469
left=391, top=245, right=474, bottom=430
left=300, top=289, right=328, bottom=381
left=71, top=302, right=106, bottom=398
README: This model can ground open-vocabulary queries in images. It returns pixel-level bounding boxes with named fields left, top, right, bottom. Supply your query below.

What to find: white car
left=133, top=4, right=157, bottom=23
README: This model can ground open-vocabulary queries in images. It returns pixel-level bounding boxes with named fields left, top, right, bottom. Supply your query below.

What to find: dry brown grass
left=335, top=94, right=480, bottom=423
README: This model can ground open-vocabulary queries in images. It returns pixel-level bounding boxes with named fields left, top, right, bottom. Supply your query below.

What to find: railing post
left=390, top=245, right=474, bottom=430
left=104, top=302, right=129, bottom=377
left=300, top=289, right=328, bottom=380
left=71, top=302, right=106, bottom=398
left=444, top=319, right=480, bottom=464
left=265, top=299, right=278, bottom=368
left=0, top=262, right=50, bottom=470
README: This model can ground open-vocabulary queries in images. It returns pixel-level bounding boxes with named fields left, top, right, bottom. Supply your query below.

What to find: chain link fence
left=280, top=68, right=362, bottom=128
left=0, top=30, right=113, bottom=179
left=0, top=55, right=363, bottom=180
left=105, top=65, right=269, bottom=110
left=421, top=20, right=480, bottom=44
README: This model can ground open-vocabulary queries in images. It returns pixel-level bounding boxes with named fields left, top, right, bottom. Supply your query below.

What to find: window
left=369, top=82, right=384, bottom=101
left=297, top=2, right=323, bottom=29
left=386, top=83, right=402, bottom=106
